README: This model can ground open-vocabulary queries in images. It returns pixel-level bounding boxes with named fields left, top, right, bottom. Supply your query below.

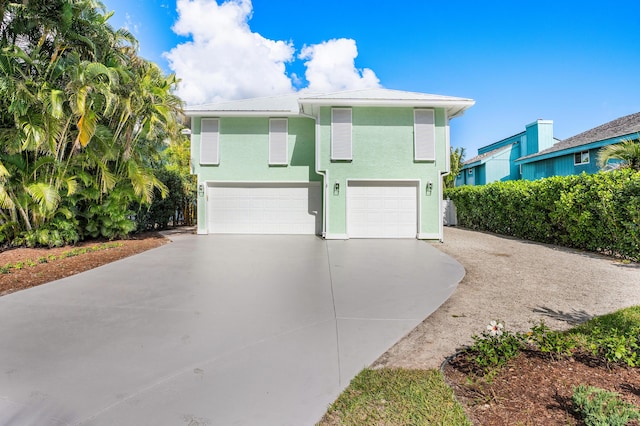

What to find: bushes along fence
left=444, top=169, right=640, bottom=261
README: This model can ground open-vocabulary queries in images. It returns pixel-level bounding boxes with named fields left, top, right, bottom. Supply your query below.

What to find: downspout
left=439, top=112, right=451, bottom=242
left=300, top=110, right=327, bottom=238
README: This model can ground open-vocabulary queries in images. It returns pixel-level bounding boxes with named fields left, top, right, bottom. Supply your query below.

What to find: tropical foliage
left=598, top=139, right=640, bottom=171
left=445, top=169, right=640, bottom=261
left=445, top=146, right=465, bottom=189
left=0, top=0, right=184, bottom=246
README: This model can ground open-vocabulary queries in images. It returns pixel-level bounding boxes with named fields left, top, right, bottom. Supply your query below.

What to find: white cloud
left=299, top=38, right=380, bottom=94
left=165, top=1, right=381, bottom=105
left=165, top=0, right=295, bottom=105
left=123, top=13, right=140, bottom=35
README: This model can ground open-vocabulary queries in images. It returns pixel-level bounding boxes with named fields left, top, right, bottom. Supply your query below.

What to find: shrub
left=446, top=169, right=640, bottom=261
left=587, top=327, right=639, bottom=367
left=572, top=385, right=640, bottom=426
left=464, top=321, right=524, bottom=375
left=570, top=308, right=640, bottom=367
left=528, top=321, right=576, bottom=360
left=134, top=169, right=184, bottom=231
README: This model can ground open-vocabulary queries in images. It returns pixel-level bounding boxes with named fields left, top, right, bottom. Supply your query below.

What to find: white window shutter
left=269, top=119, right=288, bottom=165
left=332, top=108, right=352, bottom=160
left=200, top=118, right=219, bottom=165
left=414, top=109, right=435, bottom=161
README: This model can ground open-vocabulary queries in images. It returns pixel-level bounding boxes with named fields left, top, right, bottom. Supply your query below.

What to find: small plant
left=528, top=321, right=576, bottom=360
left=465, top=321, right=524, bottom=375
left=588, top=326, right=639, bottom=367
left=572, top=385, right=640, bottom=426
left=0, top=243, right=123, bottom=275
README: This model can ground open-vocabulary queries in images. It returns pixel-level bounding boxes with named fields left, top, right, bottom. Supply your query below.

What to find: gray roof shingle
left=463, top=144, right=512, bottom=166
left=519, top=112, right=640, bottom=161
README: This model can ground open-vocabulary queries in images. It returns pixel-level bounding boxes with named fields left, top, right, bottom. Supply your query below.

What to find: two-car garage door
left=206, top=183, right=321, bottom=235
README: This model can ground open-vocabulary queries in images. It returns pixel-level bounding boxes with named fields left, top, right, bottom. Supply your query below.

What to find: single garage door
left=347, top=181, right=418, bottom=238
left=207, top=183, right=321, bottom=234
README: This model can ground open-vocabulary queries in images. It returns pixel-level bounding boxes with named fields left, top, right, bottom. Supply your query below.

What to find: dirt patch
left=373, top=227, right=640, bottom=370
left=443, top=350, right=640, bottom=425
left=0, top=232, right=170, bottom=297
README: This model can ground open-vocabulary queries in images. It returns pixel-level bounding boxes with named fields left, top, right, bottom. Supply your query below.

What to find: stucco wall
left=317, top=106, right=448, bottom=238
left=191, top=116, right=319, bottom=232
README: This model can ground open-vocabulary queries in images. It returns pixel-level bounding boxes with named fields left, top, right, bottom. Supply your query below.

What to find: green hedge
left=445, top=170, right=640, bottom=261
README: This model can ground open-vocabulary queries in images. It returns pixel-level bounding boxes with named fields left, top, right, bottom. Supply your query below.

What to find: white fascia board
left=299, top=98, right=474, bottom=108
left=185, top=110, right=297, bottom=118
left=299, top=99, right=474, bottom=119
left=516, top=134, right=636, bottom=165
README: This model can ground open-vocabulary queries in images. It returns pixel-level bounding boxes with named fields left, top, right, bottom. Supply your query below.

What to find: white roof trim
left=185, top=110, right=296, bottom=117
left=185, top=89, right=475, bottom=118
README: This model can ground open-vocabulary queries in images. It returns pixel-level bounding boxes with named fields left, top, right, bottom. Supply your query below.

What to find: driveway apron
left=0, top=234, right=464, bottom=425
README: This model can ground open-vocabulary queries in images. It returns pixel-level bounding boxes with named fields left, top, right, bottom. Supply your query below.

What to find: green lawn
left=318, top=368, right=470, bottom=426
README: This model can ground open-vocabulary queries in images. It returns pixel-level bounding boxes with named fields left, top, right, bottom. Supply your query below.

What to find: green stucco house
left=186, top=88, right=474, bottom=239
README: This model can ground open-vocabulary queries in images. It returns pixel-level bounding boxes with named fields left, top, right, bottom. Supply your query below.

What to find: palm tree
left=445, top=147, right=466, bottom=188
left=0, top=0, right=184, bottom=243
left=597, top=139, right=640, bottom=171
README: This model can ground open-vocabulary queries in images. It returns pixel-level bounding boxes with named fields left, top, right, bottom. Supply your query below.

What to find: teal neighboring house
left=456, top=120, right=557, bottom=186
left=456, top=112, right=640, bottom=186
left=186, top=88, right=474, bottom=239
left=516, top=112, right=640, bottom=179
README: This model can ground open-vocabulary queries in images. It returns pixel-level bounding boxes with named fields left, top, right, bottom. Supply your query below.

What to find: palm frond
left=26, top=182, right=60, bottom=212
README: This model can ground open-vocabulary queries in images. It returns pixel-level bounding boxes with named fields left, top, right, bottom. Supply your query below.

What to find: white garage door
left=206, top=183, right=321, bottom=234
left=347, top=181, right=418, bottom=238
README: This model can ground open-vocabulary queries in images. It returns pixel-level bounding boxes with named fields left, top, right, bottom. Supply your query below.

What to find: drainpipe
left=438, top=112, right=452, bottom=242
left=300, top=110, right=327, bottom=238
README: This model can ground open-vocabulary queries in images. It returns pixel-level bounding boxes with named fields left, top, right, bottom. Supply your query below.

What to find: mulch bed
left=443, top=350, right=640, bottom=425
left=0, top=232, right=168, bottom=296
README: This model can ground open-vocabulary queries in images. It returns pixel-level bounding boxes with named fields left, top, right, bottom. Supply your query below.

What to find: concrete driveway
left=0, top=234, right=464, bottom=425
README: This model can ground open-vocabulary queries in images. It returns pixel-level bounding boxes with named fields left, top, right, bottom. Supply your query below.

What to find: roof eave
left=515, top=133, right=638, bottom=164
left=184, top=110, right=298, bottom=117
left=299, top=98, right=474, bottom=107
left=299, top=98, right=475, bottom=118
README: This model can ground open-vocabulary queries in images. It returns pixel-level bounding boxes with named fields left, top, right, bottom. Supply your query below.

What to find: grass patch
left=570, top=306, right=640, bottom=338
left=318, top=368, right=470, bottom=425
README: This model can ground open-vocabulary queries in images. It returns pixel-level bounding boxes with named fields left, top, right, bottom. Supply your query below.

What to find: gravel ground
left=373, top=226, right=640, bottom=370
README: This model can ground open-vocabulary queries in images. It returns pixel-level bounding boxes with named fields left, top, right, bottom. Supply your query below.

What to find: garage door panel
left=347, top=181, right=418, bottom=238
left=207, top=183, right=321, bottom=235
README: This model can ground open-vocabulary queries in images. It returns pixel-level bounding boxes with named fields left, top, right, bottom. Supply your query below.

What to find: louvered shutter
left=332, top=108, right=352, bottom=160
left=200, top=118, right=219, bottom=165
left=414, top=109, right=435, bottom=161
left=269, top=119, right=288, bottom=165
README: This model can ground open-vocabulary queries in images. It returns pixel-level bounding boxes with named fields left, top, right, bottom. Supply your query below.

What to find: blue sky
left=102, top=0, right=640, bottom=156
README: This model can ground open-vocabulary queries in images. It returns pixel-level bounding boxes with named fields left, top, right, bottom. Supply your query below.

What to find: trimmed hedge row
left=445, top=169, right=640, bottom=261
